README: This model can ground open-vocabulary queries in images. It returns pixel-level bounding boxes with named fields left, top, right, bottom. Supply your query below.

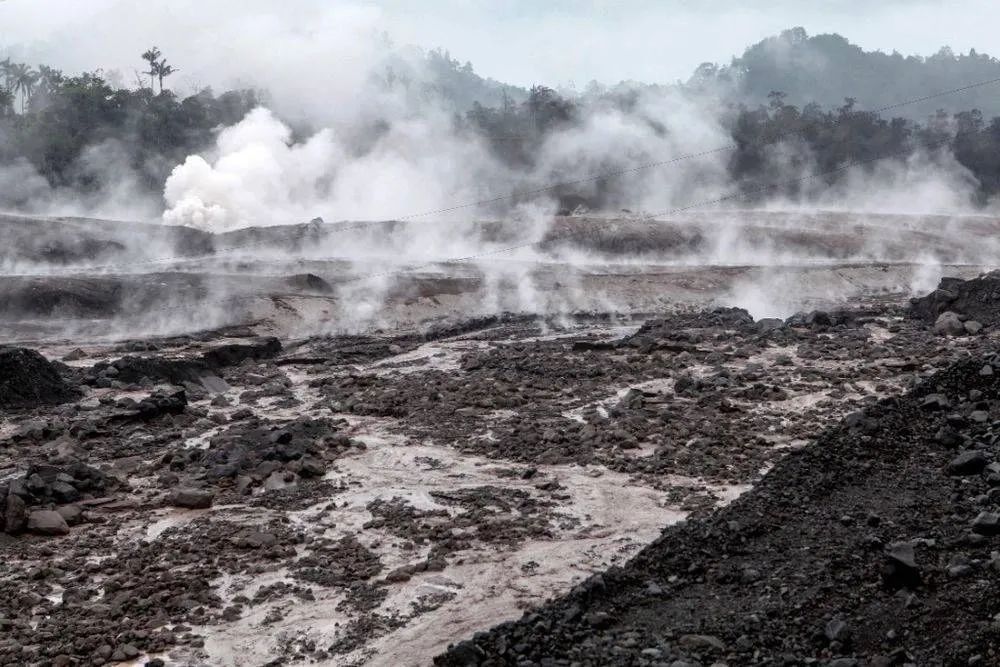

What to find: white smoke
left=163, top=109, right=343, bottom=231
left=4, top=0, right=1000, bottom=335
left=810, top=149, right=985, bottom=215
left=0, top=141, right=163, bottom=221
left=161, top=90, right=735, bottom=234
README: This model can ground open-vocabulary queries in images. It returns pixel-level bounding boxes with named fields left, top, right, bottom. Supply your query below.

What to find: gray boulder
left=933, top=311, right=965, bottom=336
left=167, top=487, right=214, bottom=509
left=27, top=510, right=70, bottom=536
left=4, top=494, right=28, bottom=533
left=56, top=504, right=84, bottom=526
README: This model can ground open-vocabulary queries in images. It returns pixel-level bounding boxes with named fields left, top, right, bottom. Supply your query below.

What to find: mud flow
left=2, top=212, right=1000, bottom=666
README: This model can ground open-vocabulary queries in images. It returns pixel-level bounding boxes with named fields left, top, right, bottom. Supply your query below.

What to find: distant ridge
left=687, top=27, right=1000, bottom=119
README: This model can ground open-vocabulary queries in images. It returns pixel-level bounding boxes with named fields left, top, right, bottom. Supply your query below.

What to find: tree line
left=1, top=43, right=999, bottom=213
left=691, top=28, right=1000, bottom=121
left=0, top=48, right=257, bottom=199
left=459, top=85, right=1000, bottom=208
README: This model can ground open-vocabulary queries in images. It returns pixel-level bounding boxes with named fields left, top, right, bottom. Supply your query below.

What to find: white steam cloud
left=3, top=0, right=1000, bottom=333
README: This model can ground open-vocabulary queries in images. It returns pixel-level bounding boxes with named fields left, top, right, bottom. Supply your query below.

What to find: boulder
left=56, top=504, right=84, bottom=526
left=755, top=318, right=784, bottom=333
left=3, top=494, right=28, bottom=533
left=948, top=450, right=989, bottom=476
left=965, top=320, right=984, bottom=335
left=27, top=510, right=70, bottom=536
left=202, top=337, right=281, bottom=368
left=883, top=541, right=921, bottom=589
left=933, top=311, right=966, bottom=336
left=910, top=272, right=1000, bottom=326
left=167, top=488, right=214, bottom=509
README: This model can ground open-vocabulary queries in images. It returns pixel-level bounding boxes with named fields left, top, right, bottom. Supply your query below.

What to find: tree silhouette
left=9, top=62, right=39, bottom=113
left=141, top=47, right=162, bottom=90
left=140, top=48, right=177, bottom=93
left=155, top=58, right=176, bottom=93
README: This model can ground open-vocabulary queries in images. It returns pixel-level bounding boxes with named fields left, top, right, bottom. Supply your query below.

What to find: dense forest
left=460, top=86, right=1000, bottom=208
left=0, top=56, right=258, bottom=202
left=690, top=27, right=1000, bottom=120
left=1, top=30, right=1000, bottom=214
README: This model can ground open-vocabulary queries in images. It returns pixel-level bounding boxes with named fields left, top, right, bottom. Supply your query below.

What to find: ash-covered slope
left=437, top=349, right=1000, bottom=664
left=0, top=214, right=213, bottom=268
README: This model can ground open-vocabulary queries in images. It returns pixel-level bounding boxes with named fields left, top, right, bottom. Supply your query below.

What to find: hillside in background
left=2, top=28, right=1000, bottom=216
left=688, top=27, right=1000, bottom=119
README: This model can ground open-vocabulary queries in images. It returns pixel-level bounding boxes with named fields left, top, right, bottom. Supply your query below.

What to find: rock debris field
left=4, top=214, right=1000, bottom=666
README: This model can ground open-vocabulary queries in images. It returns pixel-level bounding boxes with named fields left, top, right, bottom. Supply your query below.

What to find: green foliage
left=0, top=66, right=257, bottom=191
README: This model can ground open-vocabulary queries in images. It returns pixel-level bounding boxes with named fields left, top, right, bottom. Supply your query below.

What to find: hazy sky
left=1, top=0, right=997, bottom=88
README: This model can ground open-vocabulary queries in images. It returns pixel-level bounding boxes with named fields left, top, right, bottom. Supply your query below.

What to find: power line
left=9, top=126, right=989, bottom=325
left=390, top=75, right=1000, bottom=222
left=6, top=75, right=1000, bottom=278
left=330, top=126, right=990, bottom=284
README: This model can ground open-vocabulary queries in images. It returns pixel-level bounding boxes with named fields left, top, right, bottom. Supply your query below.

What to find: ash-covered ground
left=2, top=212, right=1000, bottom=666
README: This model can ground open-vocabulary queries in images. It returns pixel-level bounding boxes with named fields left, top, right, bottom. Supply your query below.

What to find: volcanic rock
left=947, top=450, right=989, bottom=475
left=933, top=311, right=966, bottom=336
left=90, top=355, right=208, bottom=385
left=202, top=337, right=281, bottom=368
left=755, top=318, right=784, bottom=333
left=56, top=504, right=84, bottom=526
left=3, top=494, right=28, bottom=533
left=965, top=320, right=984, bottom=335
left=910, top=271, right=1000, bottom=326
left=972, top=512, right=1000, bottom=536
left=0, top=347, right=76, bottom=408
left=285, top=273, right=333, bottom=293
left=168, top=488, right=215, bottom=509
left=27, top=510, right=70, bottom=536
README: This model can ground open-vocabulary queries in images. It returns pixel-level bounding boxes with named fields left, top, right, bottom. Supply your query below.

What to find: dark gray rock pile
left=0, top=347, right=76, bottom=409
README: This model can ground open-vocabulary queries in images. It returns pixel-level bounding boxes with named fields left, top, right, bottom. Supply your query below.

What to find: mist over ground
left=2, top=2, right=1000, bottom=329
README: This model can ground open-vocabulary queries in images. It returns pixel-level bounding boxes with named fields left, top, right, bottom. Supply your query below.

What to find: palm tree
left=155, top=58, right=177, bottom=93
left=141, top=47, right=162, bottom=90
left=9, top=62, right=38, bottom=113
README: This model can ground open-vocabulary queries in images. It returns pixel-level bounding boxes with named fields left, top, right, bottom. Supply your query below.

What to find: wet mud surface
left=3, top=214, right=1000, bottom=666
left=2, top=292, right=998, bottom=666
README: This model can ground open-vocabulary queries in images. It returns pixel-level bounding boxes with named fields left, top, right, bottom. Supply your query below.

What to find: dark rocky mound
left=3, top=462, right=119, bottom=509
left=83, top=338, right=281, bottom=388
left=89, top=356, right=209, bottom=386
left=437, top=352, right=1000, bottom=666
left=285, top=273, right=333, bottom=293
left=163, top=416, right=360, bottom=497
left=634, top=306, right=756, bottom=335
left=1, top=462, right=120, bottom=536
left=911, top=271, right=1000, bottom=326
left=202, top=337, right=281, bottom=368
left=0, top=347, right=76, bottom=408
